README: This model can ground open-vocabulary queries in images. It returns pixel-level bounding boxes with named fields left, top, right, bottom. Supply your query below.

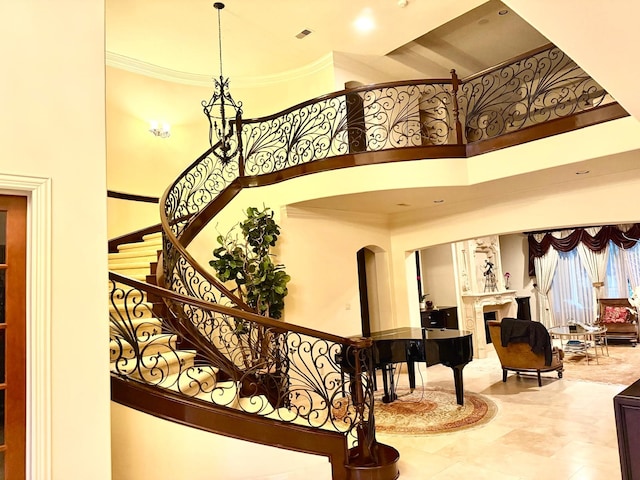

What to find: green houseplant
left=209, top=206, right=290, bottom=319
left=209, top=206, right=291, bottom=404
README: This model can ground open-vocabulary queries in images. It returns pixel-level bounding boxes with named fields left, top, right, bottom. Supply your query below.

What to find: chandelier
left=202, top=2, right=243, bottom=164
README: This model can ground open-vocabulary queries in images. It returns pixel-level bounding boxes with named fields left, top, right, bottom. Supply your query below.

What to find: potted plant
left=210, top=206, right=290, bottom=319
left=209, top=206, right=291, bottom=404
left=420, top=294, right=433, bottom=311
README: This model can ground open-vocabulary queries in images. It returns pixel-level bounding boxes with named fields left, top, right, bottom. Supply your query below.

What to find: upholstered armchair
left=596, top=298, right=639, bottom=346
left=488, top=319, right=564, bottom=387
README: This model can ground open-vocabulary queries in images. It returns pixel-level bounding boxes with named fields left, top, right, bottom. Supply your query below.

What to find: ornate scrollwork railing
left=140, top=41, right=615, bottom=472
left=459, top=45, right=610, bottom=142
left=110, top=273, right=375, bottom=447
left=241, top=80, right=458, bottom=176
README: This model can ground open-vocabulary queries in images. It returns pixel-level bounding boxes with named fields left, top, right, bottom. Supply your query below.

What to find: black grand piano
left=369, top=327, right=473, bottom=405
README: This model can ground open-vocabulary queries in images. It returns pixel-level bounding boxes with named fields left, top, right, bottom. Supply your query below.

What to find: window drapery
left=529, top=224, right=640, bottom=326
left=533, top=246, right=558, bottom=328
left=576, top=228, right=610, bottom=323
left=528, top=224, right=640, bottom=275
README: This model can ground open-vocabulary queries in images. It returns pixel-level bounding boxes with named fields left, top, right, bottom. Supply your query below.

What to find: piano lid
left=367, top=327, right=472, bottom=342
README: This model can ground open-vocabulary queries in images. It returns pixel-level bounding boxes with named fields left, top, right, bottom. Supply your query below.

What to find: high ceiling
left=106, top=0, right=640, bottom=218
left=106, top=0, right=546, bottom=84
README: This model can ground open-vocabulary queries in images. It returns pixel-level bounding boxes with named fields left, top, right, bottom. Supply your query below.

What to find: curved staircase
left=108, top=43, right=625, bottom=480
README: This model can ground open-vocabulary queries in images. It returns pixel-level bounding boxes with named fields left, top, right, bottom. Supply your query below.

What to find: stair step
left=109, top=300, right=154, bottom=317
left=110, top=317, right=162, bottom=339
left=109, top=334, right=178, bottom=362
left=110, top=266, right=152, bottom=278
left=111, top=349, right=196, bottom=383
left=117, top=238, right=162, bottom=253
left=108, top=260, right=154, bottom=270
left=109, top=250, right=159, bottom=263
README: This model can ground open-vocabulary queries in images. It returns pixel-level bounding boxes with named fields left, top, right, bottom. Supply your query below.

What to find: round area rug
left=374, top=386, right=498, bottom=435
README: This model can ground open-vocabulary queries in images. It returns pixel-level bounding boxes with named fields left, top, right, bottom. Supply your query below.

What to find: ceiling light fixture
left=354, top=9, right=375, bottom=33
left=149, top=121, right=170, bottom=138
left=433, top=199, right=445, bottom=204
left=576, top=170, right=590, bottom=175
left=202, top=2, right=243, bottom=164
left=498, top=9, right=509, bottom=15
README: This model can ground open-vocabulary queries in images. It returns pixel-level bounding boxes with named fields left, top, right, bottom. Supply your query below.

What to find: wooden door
left=0, top=196, right=27, bottom=479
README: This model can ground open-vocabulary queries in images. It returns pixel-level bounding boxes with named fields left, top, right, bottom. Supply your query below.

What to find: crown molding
left=106, top=51, right=335, bottom=89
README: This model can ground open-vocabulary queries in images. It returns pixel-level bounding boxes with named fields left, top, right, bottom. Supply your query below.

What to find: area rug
left=562, top=343, right=640, bottom=385
left=373, top=386, right=498, bottom=435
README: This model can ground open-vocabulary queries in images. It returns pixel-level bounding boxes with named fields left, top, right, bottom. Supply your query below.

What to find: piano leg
left=451, top=363, right=468, bottom=406
left=407, top=360, right=416, bottom=392
left=380, top=364, right=397, bottom=403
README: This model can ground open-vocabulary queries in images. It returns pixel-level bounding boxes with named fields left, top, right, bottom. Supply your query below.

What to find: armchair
left=596, top=298, right=638, bottom=346
left=488, top=319, right=564, bottom=387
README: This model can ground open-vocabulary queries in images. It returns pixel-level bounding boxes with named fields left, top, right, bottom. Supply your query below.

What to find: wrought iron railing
left=110, top=272, right=375, bottom=447
left=459, top=45, right=610, bottom=142
left=111, top=42, right=620, bottom=474
left=241, top=79, right=459, bottom=176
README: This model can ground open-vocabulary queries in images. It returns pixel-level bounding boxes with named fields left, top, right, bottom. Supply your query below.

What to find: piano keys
left=369, top=327, right=473, bottom=405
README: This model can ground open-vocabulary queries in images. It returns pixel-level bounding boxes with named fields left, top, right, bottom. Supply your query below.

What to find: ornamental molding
left=106, top=51, right=335, bottom=89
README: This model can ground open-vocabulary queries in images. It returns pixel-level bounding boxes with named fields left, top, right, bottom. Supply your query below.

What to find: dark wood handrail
left=107, top=190, right=160, bottom=204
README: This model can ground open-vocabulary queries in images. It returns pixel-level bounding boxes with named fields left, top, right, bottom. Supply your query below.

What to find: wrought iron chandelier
left=202, top=2, right=243, bottom=164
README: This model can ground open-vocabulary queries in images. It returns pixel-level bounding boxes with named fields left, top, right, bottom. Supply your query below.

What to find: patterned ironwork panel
left=109, top=277, right=375, bottom=446
left=459, top=46, right=609, bottom=142
left=242, top=82, right=455, bottom=175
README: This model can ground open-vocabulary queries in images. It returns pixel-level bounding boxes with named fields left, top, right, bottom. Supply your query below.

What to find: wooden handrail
left=107, top=190, right=160, bottom=204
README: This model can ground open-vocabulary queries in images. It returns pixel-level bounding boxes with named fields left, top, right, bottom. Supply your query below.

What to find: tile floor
left=376, top=349, right=627, bottom=480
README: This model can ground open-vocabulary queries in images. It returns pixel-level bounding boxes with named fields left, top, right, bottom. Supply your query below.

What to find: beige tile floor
left=375, top=349, right=627, bottom=480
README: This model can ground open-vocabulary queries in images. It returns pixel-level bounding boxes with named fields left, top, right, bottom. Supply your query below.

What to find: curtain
left=623, top=240, right=640, bottom=291
left=549, top=250, right=593, bottom=325
left=528, top=224, right=640, bottom=275
left=533, top=241, right=558, bottom=328
left=577, top=228, right=610, bottom=323
left=606, top=241, right=630, bottom=298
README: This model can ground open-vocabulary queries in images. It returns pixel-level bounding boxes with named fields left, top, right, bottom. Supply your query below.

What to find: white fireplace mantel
left=461, top=290, right=518, bottom=359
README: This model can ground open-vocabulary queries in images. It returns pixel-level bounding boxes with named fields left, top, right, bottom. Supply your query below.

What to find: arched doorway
left=357, top=246, right=392, bottom=336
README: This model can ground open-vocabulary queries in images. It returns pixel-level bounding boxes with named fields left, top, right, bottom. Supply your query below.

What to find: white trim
left=106, top=51, right=334, bottom=88
left=0, top=174, right=52, bottom=480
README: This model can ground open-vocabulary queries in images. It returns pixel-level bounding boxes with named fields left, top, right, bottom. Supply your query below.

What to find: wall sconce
left=149, top=121, right=170, bottom=138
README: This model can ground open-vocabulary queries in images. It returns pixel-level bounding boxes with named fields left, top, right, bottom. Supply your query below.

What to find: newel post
left=236, top=113, right=245, bottom=177
left=349, top=338, right=376, bottom=464
left=451, top=69, right=464, bottom=145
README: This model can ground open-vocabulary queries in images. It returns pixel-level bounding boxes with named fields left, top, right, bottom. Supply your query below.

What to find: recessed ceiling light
left=354, top=9, right=375, bottom=33
left=498, top=9, right=509, bottom=15
left=396, top=203, right=410, bottom=207
left=576, top=170, right=590, bottom=175
left=433, top=199, right=445, bottom=204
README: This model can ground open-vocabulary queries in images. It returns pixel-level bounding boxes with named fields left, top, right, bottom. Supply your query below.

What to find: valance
left=527, top=224, right=640, bottom=275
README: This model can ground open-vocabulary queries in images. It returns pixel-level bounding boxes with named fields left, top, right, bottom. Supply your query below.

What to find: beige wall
left=0, top=1, right=111, bottom=478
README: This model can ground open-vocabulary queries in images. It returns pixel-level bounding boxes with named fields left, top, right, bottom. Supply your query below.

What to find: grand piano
left=369, top=327, right=473, bottom=405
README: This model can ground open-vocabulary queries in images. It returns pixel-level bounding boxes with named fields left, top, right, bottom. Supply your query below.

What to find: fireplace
left=484, top=311, right=497, bottom=344
left=454, top=235, right=518, bottom=359
left=461, top=292, right=517, bottom=359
